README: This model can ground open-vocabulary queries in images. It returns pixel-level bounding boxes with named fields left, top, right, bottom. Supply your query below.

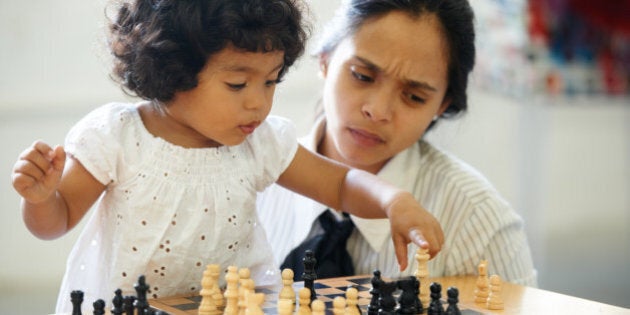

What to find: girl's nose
left=361, top=90, right=393, bottom=122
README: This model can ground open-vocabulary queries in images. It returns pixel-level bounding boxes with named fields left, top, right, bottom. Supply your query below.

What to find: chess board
left=148, top=275, right=481, bottom=314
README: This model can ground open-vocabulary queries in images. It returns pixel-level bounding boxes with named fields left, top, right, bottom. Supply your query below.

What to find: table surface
left=146, top=275, right=630, bottom=315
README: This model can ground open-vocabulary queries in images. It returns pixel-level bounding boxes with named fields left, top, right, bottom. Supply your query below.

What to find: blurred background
left=1, top=1, right=628, bottom=314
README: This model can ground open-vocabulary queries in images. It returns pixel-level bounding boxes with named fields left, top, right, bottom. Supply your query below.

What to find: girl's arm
left=12, top=141, right=105, bottom=240
left=277, top=145, right=444, bottom=270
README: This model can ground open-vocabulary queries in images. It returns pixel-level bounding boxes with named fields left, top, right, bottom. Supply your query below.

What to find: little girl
left=11, top=0, right=443, bottom=313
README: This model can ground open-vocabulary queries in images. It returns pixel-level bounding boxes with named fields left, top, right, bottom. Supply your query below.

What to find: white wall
left=1, top=1, right=628, bottom=314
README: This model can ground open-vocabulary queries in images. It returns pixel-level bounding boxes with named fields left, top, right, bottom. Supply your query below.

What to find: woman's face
left=319, top=11, right=451, bottom=173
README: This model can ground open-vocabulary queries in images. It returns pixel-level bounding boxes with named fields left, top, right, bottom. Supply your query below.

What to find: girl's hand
left=12, top=141, right=66, bottom=204
left=387, top=192, right=444, bottom=271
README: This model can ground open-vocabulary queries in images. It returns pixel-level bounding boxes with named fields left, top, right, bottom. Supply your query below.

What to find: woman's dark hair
left=316, top=0, right=475, bottom=119
left=108, top=0, right=309, bottom=102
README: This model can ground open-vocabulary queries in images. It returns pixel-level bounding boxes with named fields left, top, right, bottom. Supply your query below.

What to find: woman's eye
left=407, top=93, right=426, bottom=104
left=265, top=78, right=282, bottom=87
left=351, top=69, right=374, bottom=83
left=226, top=82, right=246, bottom=90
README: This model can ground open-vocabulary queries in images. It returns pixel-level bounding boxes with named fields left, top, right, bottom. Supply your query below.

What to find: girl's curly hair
left=108, top=0, right=309, bottom=102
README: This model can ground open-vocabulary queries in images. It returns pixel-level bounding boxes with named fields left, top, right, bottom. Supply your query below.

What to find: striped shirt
left=256, top=119, right=537, bottom=286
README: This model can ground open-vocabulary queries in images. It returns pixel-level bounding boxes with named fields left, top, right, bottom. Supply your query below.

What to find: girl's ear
left=318, top=53, right=329, bottom=78
left=437, top=97, right=451, bottom=116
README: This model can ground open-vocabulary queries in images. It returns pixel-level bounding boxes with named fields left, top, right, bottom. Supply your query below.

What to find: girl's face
left=319, top=12, right=451, bottom=173
left=160, top=45, right=285, bottom=148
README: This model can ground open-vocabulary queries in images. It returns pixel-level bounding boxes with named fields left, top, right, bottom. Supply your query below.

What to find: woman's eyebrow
left=354, top=56, right=437, bottom=92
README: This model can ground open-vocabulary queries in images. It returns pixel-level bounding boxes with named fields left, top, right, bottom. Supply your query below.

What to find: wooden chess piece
left=367, top=269, right=383, bottom=315
left=297, top=287, right=311, bottom=315
left=345, top=286, right=360, bottom=315
left=415, top=248, right=431, bottom=310
left=238, top=268, right=252, bottom=315
left=445, top=287, right=461, bottom=315
left=277, top=298, right=293, bottom=315
left=487, top=275, right=504, bottom=310
left=134, top=275, right=150, bottom=314
left=224, top=266, right=240, bottom=315
left=428, top=282, right=444, bottom=315
left=302, top=250, right=317, bottom=302
left=71, top=290, right=84, bottom=315
left=239, top=278, right=255, bottom=315
left=92, top=299, right=105, bottom=315
left=244, top=292, right=265, bottom=315
left=279, top=268, right=296, bottom=312
left=332, top=296, right=346, bottom=315
left=311, top=300, right=325, bottom=315
left=200, top=264, right=221, bottom=315
left=474, top=260, right=489, bottom=304
left=111, top=289, right=124, bottom=315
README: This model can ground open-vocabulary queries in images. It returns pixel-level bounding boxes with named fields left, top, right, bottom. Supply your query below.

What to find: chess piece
left=427, top=282, right=444, bottom=315
left=277, top=298, right=294, bottom=315
left=239, top=278, right=256, bottom=315
left=92, top=299, right=105, bottom=315
left=445, top=287, right=461, bottom=315
left=279, top=268, right=296, bottom=311
left=238, top=268, right=252, bottom=315
left=111, top=289, right=124, bottom=315
left=396, top=276, right=422, bottom=314
left=368, top=269, right=383, bottom=315
left=123, top=295, right=135, bottom=315
left=224, top=266, right=240, bottom=315
left=134, top=275, right=150, bottom=314
left=332, top=296, right=346, bottom=315
left=302, top=250, right=317, bottom=302
left=345, top=286, right=360, bottom=315
left=473, top=260, right=489, bottom=304
left=200, top=265, right=221, bottom=315
left=297, top=287, right=311, bottom=315
left=71, top=290, right=84, bottom=315
left=378, top=281, right=397, bottom=315
left=311, top=299, right=325, bottom=315
left=244, top=292, right=265, bottom=315
left=206, top=264, right=225, bottom=309
left=487, top=275, right=504, bottom=310
left=415, top=248, right=431, bottom=310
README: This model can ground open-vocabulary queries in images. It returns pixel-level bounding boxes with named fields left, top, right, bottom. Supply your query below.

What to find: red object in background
left=569, top=0, right=630, bottom=35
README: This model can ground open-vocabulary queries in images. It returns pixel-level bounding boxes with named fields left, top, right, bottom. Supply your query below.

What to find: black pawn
left=444, top=287, right=461, bottom=315
left=92, top=299, right=106, bottom=315
left=111, top=289, right=124, bottom=315
left=427, top=282, right=444, bottom=315
left=302, top=250, right=317, bottom=302
left=134, top=275, right=150, bottom=313
left=368, top=270, right=383, bottom=315
left=71, top=290, right=84, bottom=315
left=123, top=295, right=136, bottom=315
left=396, top=276, right=422, bottom=315
left=378, top=280, right=397, bottom=315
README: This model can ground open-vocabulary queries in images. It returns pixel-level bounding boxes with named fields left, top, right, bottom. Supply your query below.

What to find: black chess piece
left=92, top=299, right=106, bottom=315
left=302, top=250, right=317, bottom=302
left=123, top=295, right=136, bottom=315
left=378, top=280, right=398, bottom=315
left=444, top=287, right=461, bottom=315
left=71, top=290, right=84, bottom=315
left=368, top=270, right=384, bottom=315
left=111, top=289, right=124, bottom=315
left=427, top=282, right=444, bottom=315
left=134, top=275, right=150, bottom=313
left=396, top=276, right=422, bottom=315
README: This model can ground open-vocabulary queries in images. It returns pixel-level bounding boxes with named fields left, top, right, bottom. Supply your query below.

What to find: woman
left=257, top=0, right=537, bottom=286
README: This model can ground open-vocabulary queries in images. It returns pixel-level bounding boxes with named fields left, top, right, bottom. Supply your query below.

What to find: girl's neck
left=138, top=102, right=221, bottom=148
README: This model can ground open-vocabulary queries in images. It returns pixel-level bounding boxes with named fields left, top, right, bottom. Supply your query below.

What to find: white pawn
left=487, top=274, right=504, bottom=310
left=238, top=268, right=252, bottom=315
left=199, top=265, right=221, bottom=315
left=238, top=278, right=255, bottom=315
left=277, top=298, right=293, bottom=315
left=297, top=287, right=311, bottom=315
left=207, top=264, right=225, bottom=309
left=474, top=260, right=490, bottom=304
left=345, top=287, right=360, bottom=315
left=244, top=292, right=265, bottom=315
left=279, top=268, right=296, bottom=312
left=332, top=296, right=346, bottom=315
left=311, top=299, right=325, bottom=315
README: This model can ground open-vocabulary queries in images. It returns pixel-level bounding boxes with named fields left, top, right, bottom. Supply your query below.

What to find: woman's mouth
left=348, top=127, right=384, bottom=146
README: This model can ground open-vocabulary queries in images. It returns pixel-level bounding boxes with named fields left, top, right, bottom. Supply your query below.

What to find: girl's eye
left=265, top=78, right=282, bottom=87
left=226, top=82, right=246, bottom=90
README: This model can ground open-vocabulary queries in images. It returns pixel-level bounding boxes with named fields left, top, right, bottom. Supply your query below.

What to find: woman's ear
left=438, top=97, right=452, bottom=116
left=318, top=53, right=329, bottom=78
